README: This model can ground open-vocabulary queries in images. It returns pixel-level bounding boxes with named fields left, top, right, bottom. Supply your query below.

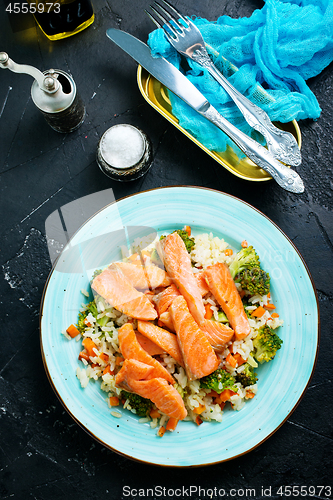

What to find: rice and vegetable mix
left=63, top=228, right=283, bottom=436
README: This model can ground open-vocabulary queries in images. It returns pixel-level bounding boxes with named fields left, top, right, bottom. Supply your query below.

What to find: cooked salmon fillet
left=115, top=357, right=153, bottom=392
left=195, top=271, right=210, bottom=296
left=204, top=263, right=251, bottom=340
left=199, top=319, right=234, bottom=348
left=135, top=332, right=166, bottom=356
left=91, top=264, right=157, bottom=320
left=153, top=284, right=181, bottom=316
left=118, top=323, right=174, bottom=384
left=116, top=261, right=172, bottom=291
left=161, top=232, right=234, bottom=349
left=161, top=232, right=206, bottom=322
left=115, top=359, right=187, bottom=420
left=169, top=295, right=220, bottom=381
left=158, top=311, right=175, bottom=332
left=137, top=320, right=184, bottom=367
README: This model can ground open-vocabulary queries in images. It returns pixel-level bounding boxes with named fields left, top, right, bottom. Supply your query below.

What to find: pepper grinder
left=0, top=52, right=85, bottom=133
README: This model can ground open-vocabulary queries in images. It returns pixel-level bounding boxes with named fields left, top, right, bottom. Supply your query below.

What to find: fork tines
left=145, top=0, right=189, bottom=37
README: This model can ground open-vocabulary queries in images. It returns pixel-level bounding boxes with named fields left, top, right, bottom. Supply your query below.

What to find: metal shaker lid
left=31, top=69, right=76, bottom=114
left=0, top=53, right=76, bottom=114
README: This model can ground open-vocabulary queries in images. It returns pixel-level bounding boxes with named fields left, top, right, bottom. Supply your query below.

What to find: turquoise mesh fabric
left=147, top=0, right=333, bottom=155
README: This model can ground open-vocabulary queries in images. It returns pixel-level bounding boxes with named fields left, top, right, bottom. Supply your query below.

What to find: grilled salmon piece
left=91, top=264, right=157, bottom=321
left=170, top=295, right=220, bottom=381
left=204, top=263, right=251, bottom=340
left=158, top=311, right=175, bottom=332
left=116, top=261, right=172, bottom=291
left=115, top=357, right=153, bottom=392
left=115, top=359, right=187, bottom=420
left=153, top=284, right=181, bottom=316
left=200, top=319, right=235, bottom=348
left=161, top=232, right=234, bottom=349
left=195, top=271, right=210, bottom=296
left=135, top=332, right=166, bottom=356
left=137, top=320, right=184, bottom=367
left=161, top=232, right=206, bottom=323
left=118, top=323, right=174, bottom=384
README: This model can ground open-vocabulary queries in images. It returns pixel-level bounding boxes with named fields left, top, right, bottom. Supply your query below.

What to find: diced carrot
left=204, top=303, right=213, bottom=320
left=224, top=248, right=233, bottom=256
left=66, top=324, right=80, bottom=338
left=78, top=351, right=89, bottom=362
left=184, top=225, right=191, bottom=236
left=251, top=305, right=266, bottom=318
left=115, top=356, right=124, bottom=366
left=82, top=337, right=98, bottom=357
left=157, top=426, right=166, bottom=437
left=193, top=404, right=206, bottom=415
left=219, top=389, right=237, bottom=402
left=99, top=352, right=109, bottom=363
left=195, top=416, right=203, bottom=426
left=129, top=253, right=139, bottom=261
left=166, top=417, right=179, bottom=432
left=239, top=289, right=246, bottom=298
left=209, top=390, right=220, bottom=399
left=102, top=365, right=114, bottom=376
left=225, top=353, right=237, bottom=368
left=233, top=352, right=246, bottom=366
left=241, top=240, right=248, bottom=248
left=218, top=402, right=225, bottom=411
left=150, top=408, right=161, bottom=419
left=213, top=393, right=224, bottom=404
left=267, top=292, right=271, bottom=299
left=109, top=396, right=120, bottom=406
left=271, top=312, right=280, bottom=318
left=264, top=303, right=276, bottom=310
left=246, top=391, right=255, bottom=399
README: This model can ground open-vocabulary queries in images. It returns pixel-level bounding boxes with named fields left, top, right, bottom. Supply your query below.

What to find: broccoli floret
left=173, top=229, right=195, bottom=253
left=238, top=267, right=270, bottom=296
left=200, top=369, right=238, bottom=394
left=228, top=246, right=260, bottom=279
left=253, top=325, right=283, bottom=363
left=121, top=391, right=152, bottom=417
left=77, top=300, right=98, bottom=333
left=91, top=268, right=103, bottom=280
left=215, top=311, right=229, bottom=323
left=236, top=363, right=258, bottom=387
left=76, top=299, right=110, bottom=332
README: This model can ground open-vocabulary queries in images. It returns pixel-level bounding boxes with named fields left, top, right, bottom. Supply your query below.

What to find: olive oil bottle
left=33, top=0, right=94, bottom=41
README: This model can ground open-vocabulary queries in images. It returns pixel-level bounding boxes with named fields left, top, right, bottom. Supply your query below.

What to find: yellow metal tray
left=137, top=65, right=302, bottom=182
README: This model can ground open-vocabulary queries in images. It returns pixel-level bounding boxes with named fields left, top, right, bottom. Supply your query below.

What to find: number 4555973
left=6, top=3, right=61, bottom=13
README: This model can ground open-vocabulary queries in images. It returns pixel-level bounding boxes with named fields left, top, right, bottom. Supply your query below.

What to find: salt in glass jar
left=96, top=124, right=153, bottom=181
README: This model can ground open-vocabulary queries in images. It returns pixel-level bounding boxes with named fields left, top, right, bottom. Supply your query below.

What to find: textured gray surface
left=0, top=0, right=332, bottom=498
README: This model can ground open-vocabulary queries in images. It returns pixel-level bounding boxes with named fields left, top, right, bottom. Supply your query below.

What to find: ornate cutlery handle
left=199, top=103, right=304, bottom=193
left=192, top=49, right=302, bottom=167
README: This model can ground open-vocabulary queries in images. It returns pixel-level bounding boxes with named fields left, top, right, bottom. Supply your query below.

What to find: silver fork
left=146, top=0, right=302, bottom=167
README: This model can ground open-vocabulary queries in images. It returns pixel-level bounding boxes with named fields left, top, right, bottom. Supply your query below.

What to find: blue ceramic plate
left=40, top=187, right=319, bottom=466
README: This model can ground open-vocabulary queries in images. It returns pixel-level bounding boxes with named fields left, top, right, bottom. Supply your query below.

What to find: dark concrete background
left=0, top=0, right=332, bottom=498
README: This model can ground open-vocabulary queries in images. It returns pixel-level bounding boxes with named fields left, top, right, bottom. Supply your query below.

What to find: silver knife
left=106, top=28, right=304, bottom=194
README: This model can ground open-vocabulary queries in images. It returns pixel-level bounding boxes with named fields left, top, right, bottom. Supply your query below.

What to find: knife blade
left=106, top=28, right=304, bottom=194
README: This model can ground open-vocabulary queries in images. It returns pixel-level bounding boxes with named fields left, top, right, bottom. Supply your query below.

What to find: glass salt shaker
left=96, top=124, right=153, bottom=181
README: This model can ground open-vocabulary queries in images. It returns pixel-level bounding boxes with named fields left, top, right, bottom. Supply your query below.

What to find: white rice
left=190, top=232, right=232, bottom=269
